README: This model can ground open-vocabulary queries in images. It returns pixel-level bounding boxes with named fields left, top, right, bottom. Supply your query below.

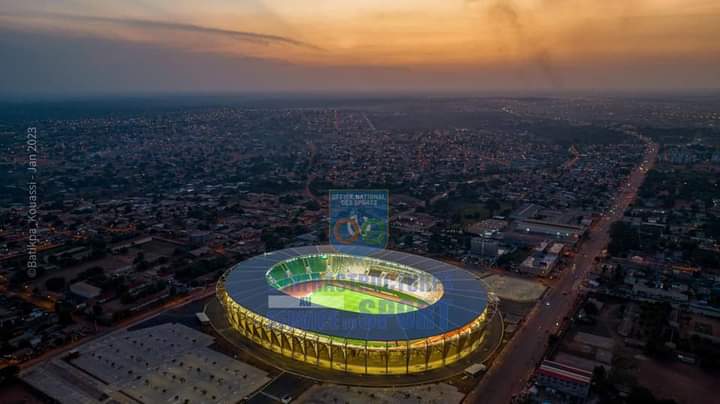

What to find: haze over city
left=1, top=0, right=719, bottom=96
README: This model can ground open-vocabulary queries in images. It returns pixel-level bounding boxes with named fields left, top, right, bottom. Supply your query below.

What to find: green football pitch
left=307, top=285, right=418, bottom=314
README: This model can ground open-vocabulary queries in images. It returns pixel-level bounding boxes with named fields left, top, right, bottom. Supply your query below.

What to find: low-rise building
left=535, top=360, right=592, bottom=400
left=515, top=219, right=585, bottom=240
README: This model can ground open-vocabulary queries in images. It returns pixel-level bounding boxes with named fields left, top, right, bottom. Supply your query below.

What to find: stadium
left=216, top=245, right=495, bottom=375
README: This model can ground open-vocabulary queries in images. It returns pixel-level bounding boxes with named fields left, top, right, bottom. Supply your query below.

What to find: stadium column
left=280, top=325, right=288, bottom=355
left=458, top=330, right=466, bottom=356
left=290, top=328, right=296, bottom=358
left=344, top=339, right=348, bottom=372
left=385, top=341, right=389, bottom=374
left=425, top=339, right=430, bottom=370
left=266, top=321, right=275, bottom=349
left=364, top=340, right=368, bottom=375
left=442, top=334, right=447, bottom=365
left=253, top=316, right=261, bottom=341
left=270, top=324, right=285, bottom=355
left=303, top=332, right=308, bottom=362
left=405, top=340, right=410, bottom=374
left=316, top=335, right=321, bottom=366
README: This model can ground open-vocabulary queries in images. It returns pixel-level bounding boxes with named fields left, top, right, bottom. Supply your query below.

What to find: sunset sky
left=1, top=0, right=719, bottom=96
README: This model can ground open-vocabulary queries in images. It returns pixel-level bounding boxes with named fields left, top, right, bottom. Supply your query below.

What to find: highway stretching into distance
left=465, top=134, right=658, bottom=404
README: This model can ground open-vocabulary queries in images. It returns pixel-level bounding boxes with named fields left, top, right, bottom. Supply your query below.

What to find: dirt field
left=296, top=382, right=465, bottom=404
left=636, top=357, right=718, bottom=404
left=483, top=274, right=547, bottom=303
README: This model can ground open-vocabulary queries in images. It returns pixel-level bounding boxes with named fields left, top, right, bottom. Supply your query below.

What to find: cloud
left=482, top=0, right=563, bottom=89
left=487, top=1, right=520, bottom=27
left=3, top=26, right=718, bottom=98
left=1, top=3, right=719, bottom=96
left=0, top=11, right=322, bottom=51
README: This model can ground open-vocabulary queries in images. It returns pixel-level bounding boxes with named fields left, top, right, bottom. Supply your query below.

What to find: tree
left=627, top=386, right=677, bottom=404
left=0, top=365, right=20, bottom=386
left=640, top=302, right=672, bottom=358
left=92, top=303, right=103, bottom=317
left=45, top=276, right=66, bottom=292
left=133, top=252, right=145, bottom=265
left=591, top=365, right=606, bottom=385
left=584, top=301, right=599, bottom=316
left=137, top=259, right=150, bottom=271
left=613, top=264, right=625, bottom=284
left=89, top=237, right=107, bottom=258
left=428, top=233, right=443, bottom=254
left=486, top=199, right=501, bottom=216
left=591, top=366, right=614, bottom=403
left=54, top=301, right=74, bottom=325
left=173, top=247, right=187, bottom=257
left=261, top=229, right=285, bottom=250
left=547, top=334, right=560, bottom=347
left=608, top=221, right=640, bottom=256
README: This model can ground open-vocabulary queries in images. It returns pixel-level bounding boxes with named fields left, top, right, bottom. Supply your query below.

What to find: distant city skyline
left=1, top=0, right=719, bottom=96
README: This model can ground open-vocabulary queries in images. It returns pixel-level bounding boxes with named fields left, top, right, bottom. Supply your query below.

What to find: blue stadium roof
left=222, top=245, right=489, bottom=341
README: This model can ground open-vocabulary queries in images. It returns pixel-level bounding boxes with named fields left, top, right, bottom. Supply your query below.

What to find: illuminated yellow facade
left=217, top=281, right=491, bottom=375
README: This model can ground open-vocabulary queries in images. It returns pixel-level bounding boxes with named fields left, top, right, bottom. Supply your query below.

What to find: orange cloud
left=2, top=0, right=719, bottom=72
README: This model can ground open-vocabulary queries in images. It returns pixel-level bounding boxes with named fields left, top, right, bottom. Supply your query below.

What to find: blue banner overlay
left=329, top=190, right=388, bottom=250
left=266, top=303, right=448, bottom=333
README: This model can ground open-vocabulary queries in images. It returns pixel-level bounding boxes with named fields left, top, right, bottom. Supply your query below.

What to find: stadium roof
left=223, top=245, right=489, bottom=341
